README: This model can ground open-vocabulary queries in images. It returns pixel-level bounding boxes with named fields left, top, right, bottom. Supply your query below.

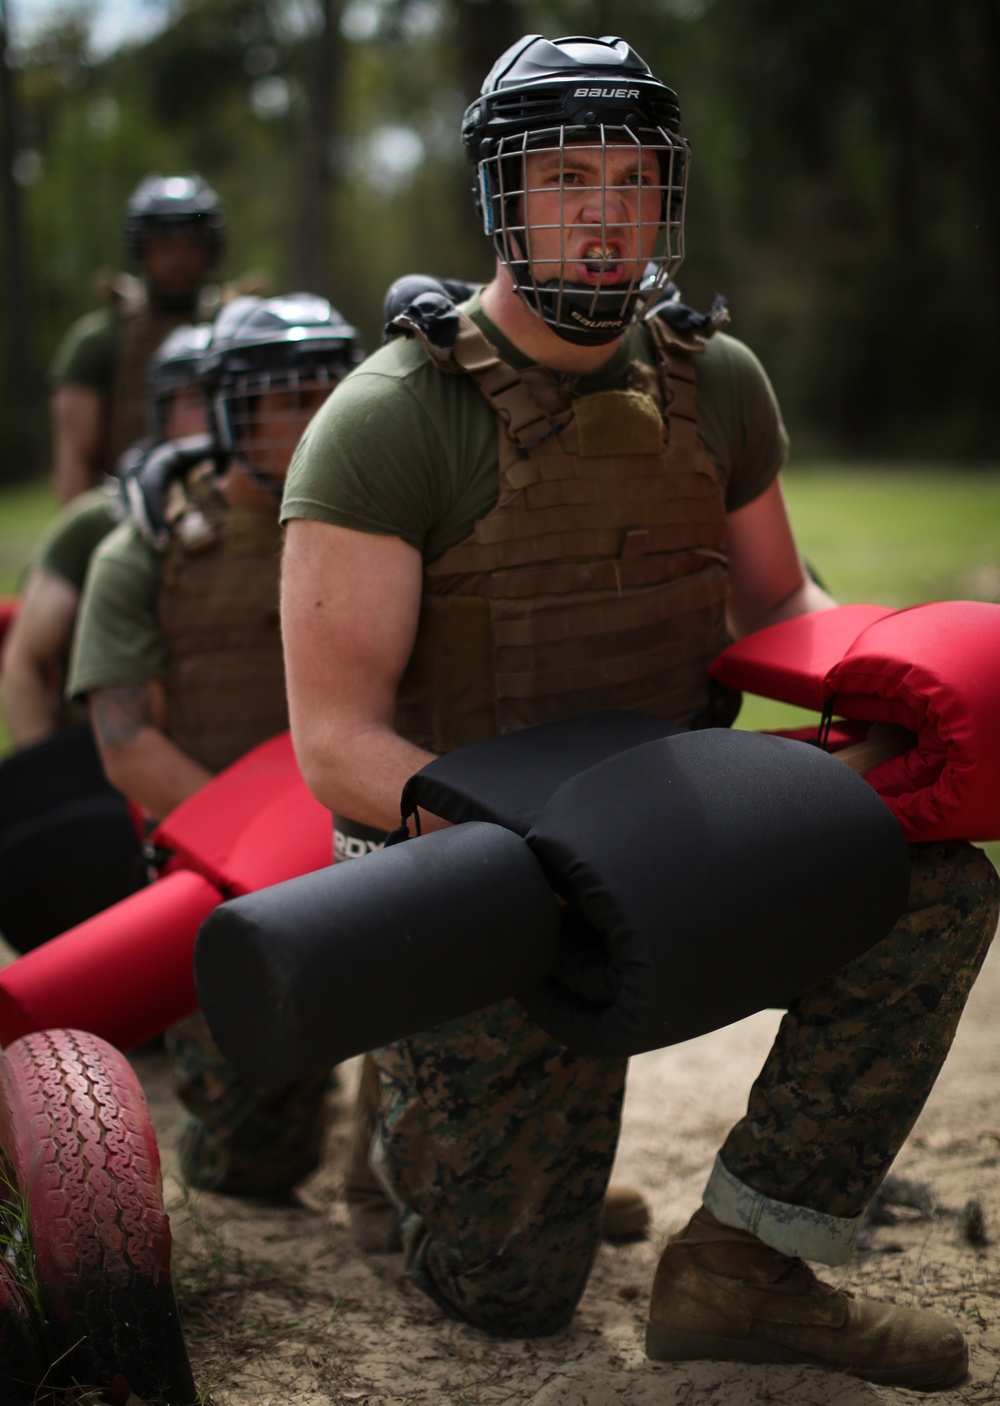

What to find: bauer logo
left=573, top=88, right=641, bottom=100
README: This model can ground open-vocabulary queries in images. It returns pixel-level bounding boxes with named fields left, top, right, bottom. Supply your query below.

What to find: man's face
left=142, top=227, right=213, bottom=298
left=164, top=387, right=208, bottom=440
left=519, top=141, right=663, bottom=291
left=239, top=383, right=331, bottom=483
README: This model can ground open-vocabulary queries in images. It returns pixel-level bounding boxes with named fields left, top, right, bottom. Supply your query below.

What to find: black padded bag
left=0, top=725, right=142, bottom=952
left=195, top=821, right=561, bottom=1085
left=0, top=797, right=142, bottom=952
left=520, top=729, right=910, bottom=1057
left=400, top=710, right=683, bottom=834
left=0, top=723, right=114, bottom=831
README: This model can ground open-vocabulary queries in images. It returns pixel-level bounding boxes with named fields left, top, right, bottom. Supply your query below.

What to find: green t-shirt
left=67, top=520, right=166, bottom=697
left=49, top=310, right=120, bottom=393
left=34, top=486, right=121, bottom=594
left=281, top=296, right=789, bottom=558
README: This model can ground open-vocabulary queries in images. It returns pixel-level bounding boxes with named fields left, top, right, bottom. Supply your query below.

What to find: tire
left=0, top=1029, right=197, bottom=1404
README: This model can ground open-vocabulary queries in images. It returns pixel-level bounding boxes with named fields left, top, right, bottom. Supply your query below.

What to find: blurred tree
left=0, top=0, right=41, bottom=479
left=1, top=0, right=997, bottom=479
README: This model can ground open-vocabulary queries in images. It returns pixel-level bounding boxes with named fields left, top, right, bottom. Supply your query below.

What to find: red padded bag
left=0, top=732, right=334, bottom=1049
left=825, top=601, right=1000, bottom=841
left=708, top=604, right=895, bottom=708
left=152, top=730, right=333, bottom=894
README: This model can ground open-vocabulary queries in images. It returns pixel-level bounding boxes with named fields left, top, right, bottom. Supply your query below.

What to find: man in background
left=49, top=173, right=225, bottom=505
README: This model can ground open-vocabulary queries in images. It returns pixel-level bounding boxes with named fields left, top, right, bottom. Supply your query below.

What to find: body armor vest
left=393, top=311, right=730, bottom=754
left=157, top=472, right=287, bottom=774
left=105, top=282, right=219, bottom=475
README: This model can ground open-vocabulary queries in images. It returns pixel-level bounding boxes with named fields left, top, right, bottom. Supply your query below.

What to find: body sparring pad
left=0, top=732, right=331, bottom=1049
left=401, top=710, right=683, bottom=833
left=195, top=822, right=561, bottom=1086
left=0, top=724, right=143, bottom=952
left=151, top=731, right=333, bottom=893
left=0, top=594, right=16, bottom=651
left=709, top=601, right=1000, bottom=841
left=519, top=729, right=910, bottom=1059
left=0, top=870, right=221, bottom=1050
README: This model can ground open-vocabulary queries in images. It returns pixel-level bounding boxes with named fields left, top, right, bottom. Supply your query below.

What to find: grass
left=0, top=480, right=59, bottom=596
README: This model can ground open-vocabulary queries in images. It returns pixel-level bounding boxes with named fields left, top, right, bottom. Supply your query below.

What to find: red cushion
left=0, top=596, right=16, bottom=652
left=711, top=601, right=1000, bottom=842
left=825, top=601, right=1000, bottom=841
left=152, top=731, right=333, bottom=894
left=709, top=605, right=895, bottom=709
left=0, top=870, right=220, bottom=1050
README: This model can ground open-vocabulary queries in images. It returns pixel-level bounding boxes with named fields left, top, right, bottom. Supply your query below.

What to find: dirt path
left=130, top=902, right=1000, bottom=1406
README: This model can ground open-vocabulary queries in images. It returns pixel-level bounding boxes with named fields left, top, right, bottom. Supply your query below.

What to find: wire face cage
left=478, top=123, right=688, bottom=343
left=215, top=365, right=341, bottom=486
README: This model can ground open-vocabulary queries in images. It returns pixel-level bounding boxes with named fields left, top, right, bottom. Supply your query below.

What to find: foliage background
left=1, top=0, right=999, bottom=482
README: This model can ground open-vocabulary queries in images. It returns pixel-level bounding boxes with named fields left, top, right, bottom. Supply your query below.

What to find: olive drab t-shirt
left=66, top=521, right=167, bottom=697
left=34, top=486, right=121, bottom=594
left=280, top=294, right=790, bottom=555
left=49, top=311, right=120, bottom=393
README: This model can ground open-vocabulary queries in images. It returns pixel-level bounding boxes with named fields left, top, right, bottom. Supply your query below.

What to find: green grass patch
left=0, top=479, right=59, bottom=595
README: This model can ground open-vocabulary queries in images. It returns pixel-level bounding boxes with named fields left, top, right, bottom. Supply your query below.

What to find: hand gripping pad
left=520, top=729, right=910, bottom=1058
left=825, top=601, right=1000, bottom=841
left=195, top=821, right=561, bottom=1086
left=400, top=710, right=683, bottom=834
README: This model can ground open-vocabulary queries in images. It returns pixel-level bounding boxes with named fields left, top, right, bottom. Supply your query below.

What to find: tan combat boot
left=600, top=1184, right=651, bottom=1241
left=646, top=1206, right=967, bottom=1390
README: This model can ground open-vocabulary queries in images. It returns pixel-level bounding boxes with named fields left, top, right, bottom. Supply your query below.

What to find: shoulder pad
left=123, top=433, right=223, bottom=549
left=382, top=274, right=480, bottom=349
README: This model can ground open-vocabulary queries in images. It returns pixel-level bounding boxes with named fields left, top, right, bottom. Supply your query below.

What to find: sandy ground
left=121, top=904, right=1000, bottom=1406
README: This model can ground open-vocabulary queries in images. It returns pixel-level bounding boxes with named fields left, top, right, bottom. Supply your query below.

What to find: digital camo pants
left=371, top=841, right=998, bottom=1336
left=167, top=1012, right=332, bottom=1197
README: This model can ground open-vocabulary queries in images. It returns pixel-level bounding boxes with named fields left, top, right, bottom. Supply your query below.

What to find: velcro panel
left=195, top=822, right=560, bottom=1084
left=708, top=605, right=896, bottom=710
left=401, top=711, right=684, bottom=834
left=824, top=600, right=1000, bottom=841
left=521, top=729, right=909, bottom=1058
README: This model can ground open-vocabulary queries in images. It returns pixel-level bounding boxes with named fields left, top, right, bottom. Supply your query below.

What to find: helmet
left=197, top=293, right=363, bottom=486
left=462, top=35, right=689, bottom=346
left=145, top=323, right=213, bottom=440
left=123, top=173, right=226, bottom=268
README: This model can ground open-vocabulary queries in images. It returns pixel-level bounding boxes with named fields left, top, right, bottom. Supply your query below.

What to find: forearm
left=0, top=653, right=60, bottom=748
left=292, top=716, right=446, bottom=834
left=90, top=682, right=211, bottom=821
left=98, top=724, right=212, bottom=821
left=731, top=574, right=838, bottom=638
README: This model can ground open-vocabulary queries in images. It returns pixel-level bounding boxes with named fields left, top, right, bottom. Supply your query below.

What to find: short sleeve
left=692, top=333, right=790, bottom=512
left=49, top=310, right=119, bottom=393
left=281, top=338, right=499, bottom=562
left=67, top=522, right=167, bottom=697
left=34, top=490, right=120, bottom=594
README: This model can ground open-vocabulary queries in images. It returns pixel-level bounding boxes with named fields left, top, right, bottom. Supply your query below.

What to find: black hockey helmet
left=145, top=323, right=213, bottom=440
left=123, top=173, right=226, bottom=268
left=461, top=35, right=689, bottom=346
left=197, top=293, right=363, bottom=485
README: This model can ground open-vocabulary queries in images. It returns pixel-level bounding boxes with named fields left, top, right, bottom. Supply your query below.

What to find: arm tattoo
left=92, top=683, right=155, bottom=747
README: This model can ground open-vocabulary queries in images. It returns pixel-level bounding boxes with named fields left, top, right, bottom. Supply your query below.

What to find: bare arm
left=0, top=569, right=79, bottom=747
left=725, top=477, right=837, bottom=639
left=89, top=680, right=212, bottom=821
left=51, top=385, right=105, bottom=505
left=281, top=518, right=445, bottom=832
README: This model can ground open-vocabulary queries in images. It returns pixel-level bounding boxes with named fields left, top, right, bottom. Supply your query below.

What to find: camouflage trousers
left=371, top=840, right=998, bottom=1336
left=167, top=1012, right=332, bottom=1197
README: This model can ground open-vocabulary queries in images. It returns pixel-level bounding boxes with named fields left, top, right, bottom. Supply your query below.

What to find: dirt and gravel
left=120, top=900, right=1000, bottom=1406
